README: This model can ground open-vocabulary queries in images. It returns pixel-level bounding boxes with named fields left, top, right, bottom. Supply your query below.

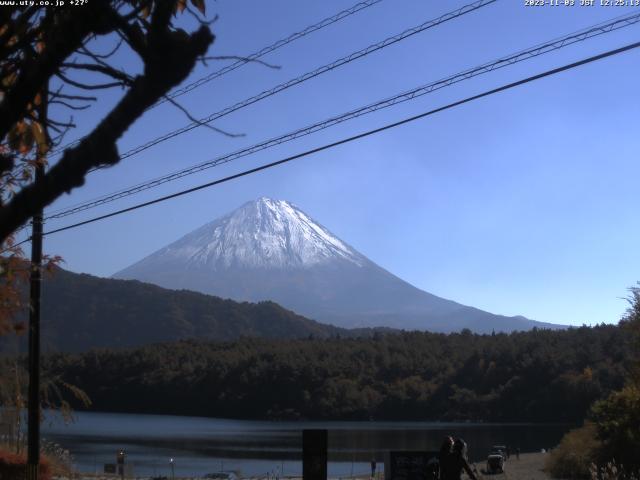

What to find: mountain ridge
left=114, top=197, right=565, bottom=333
left=1, top=266, right=348, bottom=353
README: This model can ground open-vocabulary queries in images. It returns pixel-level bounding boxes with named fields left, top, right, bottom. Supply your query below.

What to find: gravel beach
left=473, top=452, right=552, bottom=480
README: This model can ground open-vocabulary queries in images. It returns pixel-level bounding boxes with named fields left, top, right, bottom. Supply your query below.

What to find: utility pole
left=27, top=88, right=47, bottom=480
left=27, top=160, right=43, bottom=480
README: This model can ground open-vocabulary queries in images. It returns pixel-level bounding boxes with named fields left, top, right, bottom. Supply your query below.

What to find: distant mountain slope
left=114, top=197, right=564, bottom=333
left=3, top=267, right=346, bottom=353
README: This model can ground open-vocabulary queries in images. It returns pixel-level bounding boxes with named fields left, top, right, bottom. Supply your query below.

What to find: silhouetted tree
left=0, top=1, right=215, bottom=333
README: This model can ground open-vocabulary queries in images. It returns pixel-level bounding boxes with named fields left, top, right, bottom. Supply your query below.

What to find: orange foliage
left=0, top=448, right=52, bottom=480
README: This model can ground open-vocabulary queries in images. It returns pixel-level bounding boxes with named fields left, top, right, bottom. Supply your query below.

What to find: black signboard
left=384, top=451, right=440, bottom=480
left=303, top=429, right=327, bottom=480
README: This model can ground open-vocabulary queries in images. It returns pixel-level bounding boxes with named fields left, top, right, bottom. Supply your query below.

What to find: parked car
left=491, top=445, right=508, bottom=460
left=486, top=453, right=504, bottom=473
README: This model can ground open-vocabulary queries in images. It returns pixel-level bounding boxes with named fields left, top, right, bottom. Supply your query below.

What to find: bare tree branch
left=163, top=95, right=244, bottom=138
left=78, top=39, right=124, bottom=60
left=60, top=62, right=134, bottom=85
left=50, top=92, right=98, bottom=102
left=184, top=4, right=218, bottom=27
left=0, top=4, right=116, bottom=140
left=49, top=100, right=91, bottom=111
left=55, top=71, right=128, bottom=91
left=0, top=3, right=215, bottom=242
left=47, top=118, right=76, bottom=129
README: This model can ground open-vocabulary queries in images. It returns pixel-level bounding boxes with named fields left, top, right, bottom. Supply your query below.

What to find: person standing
left=371, top=459, right=377, bottom=479
left=439, top=437, right=454, bottom=480
left=440, top=438, right=478, bottom=480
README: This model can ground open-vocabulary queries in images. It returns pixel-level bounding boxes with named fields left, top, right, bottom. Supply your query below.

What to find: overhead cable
left=52, top=0, right=496, bottom=164
left=41, top=40, right=640, bottom=238
left=49, top=0, right=386, bottom=156
left=44, top=11, right=640, bottom=221
left=161, top=0, right=386, bottom=104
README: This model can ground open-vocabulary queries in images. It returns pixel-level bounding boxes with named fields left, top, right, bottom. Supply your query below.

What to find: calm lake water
left=41, top=411, right=570, bottom=478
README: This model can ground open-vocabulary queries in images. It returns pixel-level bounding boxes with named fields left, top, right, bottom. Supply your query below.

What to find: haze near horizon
left=26, top=0, right=640, bottom=328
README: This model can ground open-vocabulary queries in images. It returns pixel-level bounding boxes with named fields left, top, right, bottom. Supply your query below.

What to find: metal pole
left=27, top=162, right=44, bottom=480
left=27, top=87, right=47, bottom=480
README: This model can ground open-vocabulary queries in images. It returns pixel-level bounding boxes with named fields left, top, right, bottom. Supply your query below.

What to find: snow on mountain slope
left=127, top=197, right=365, bottom=271
left=114, top=197, right=563, bottom=333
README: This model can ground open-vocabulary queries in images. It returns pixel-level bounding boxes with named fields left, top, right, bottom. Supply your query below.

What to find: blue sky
left=33, top=0, right=640, bottom=327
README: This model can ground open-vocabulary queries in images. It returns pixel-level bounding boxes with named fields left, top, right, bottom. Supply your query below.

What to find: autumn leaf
left=2, top=71, right=17, bottom=88
left=32, top=121, right=48, bottom=155
left=19, top=121, right=34, bottom=154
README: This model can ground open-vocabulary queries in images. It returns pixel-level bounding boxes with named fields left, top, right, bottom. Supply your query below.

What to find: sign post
left=117, top=449, right=126, bottom=479
left=303, top=429, right=327, bottom=480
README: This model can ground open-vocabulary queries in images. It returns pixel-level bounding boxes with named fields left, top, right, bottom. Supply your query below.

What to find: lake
left=41, top=411, right=570, bottom=478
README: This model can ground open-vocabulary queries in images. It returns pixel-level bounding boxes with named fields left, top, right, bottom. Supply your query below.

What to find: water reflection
left=41, top=411, right=570, bottom=477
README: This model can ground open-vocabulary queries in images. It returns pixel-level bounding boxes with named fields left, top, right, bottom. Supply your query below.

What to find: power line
left=78, top=0, right=497, bottom=167
left=49, top=0, right=386, bottom=156
left=41, top=40, right=640, bottom=238
left=44, top=11, right=640, bottom=221
left=161, top=0, right=386, bottom=105
left=46, top=0, right=498, bottom=218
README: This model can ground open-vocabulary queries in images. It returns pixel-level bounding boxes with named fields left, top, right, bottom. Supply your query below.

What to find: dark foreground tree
left=0, top=0, right=215, bottom=333
left=546, top=286, right=640, bottom=477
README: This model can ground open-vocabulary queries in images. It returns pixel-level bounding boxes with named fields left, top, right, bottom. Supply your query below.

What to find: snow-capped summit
left=195, top=197, right=362, bottom=269
left=114, top=198, right=561, bottom=333
left=122, top=197, right=364, bottom=272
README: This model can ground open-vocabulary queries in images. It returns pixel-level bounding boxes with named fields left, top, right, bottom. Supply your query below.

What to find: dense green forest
left=37, top=324, right=631, bottom=422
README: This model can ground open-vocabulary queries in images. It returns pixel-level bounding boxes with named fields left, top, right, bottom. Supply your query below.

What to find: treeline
left=545, top=292, right=640, bottom=477
left=39, top=324, right=631, bottom=422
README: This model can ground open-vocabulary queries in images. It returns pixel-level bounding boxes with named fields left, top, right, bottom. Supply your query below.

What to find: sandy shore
left=54, top=453, right=554, bottom=480
left=472, top=452, right=553, bottom=480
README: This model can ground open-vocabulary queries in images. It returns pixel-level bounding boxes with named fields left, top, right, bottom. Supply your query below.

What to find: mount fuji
left=113, top=197, right=562, bottom=333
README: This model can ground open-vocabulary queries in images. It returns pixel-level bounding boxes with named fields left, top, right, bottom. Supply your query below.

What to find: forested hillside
left=2, top=267, right=346, bottom=352
left=41, top=324, right=630, bottom=422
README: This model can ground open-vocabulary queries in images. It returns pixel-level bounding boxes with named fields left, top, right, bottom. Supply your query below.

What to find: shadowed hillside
left=3, top=267, right=346, bottom=353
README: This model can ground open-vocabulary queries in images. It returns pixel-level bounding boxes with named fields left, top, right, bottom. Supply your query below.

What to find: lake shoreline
left=42, top=411, right=567, bottom=478
left=56, top=452, right=553, bottom=480
left=68, top=408, right=576, bottom=426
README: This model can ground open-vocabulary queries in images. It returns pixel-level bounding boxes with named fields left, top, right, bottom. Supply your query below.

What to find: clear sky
left=30, top=0, right=640, bottom=327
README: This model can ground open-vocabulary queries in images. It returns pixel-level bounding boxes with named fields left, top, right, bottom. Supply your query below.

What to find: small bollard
left=117, top=449, right=126, bottom=479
